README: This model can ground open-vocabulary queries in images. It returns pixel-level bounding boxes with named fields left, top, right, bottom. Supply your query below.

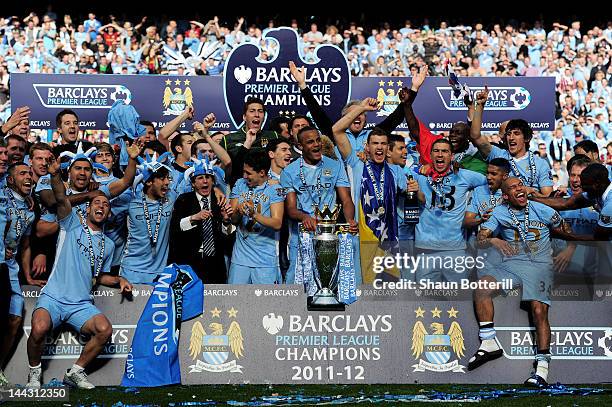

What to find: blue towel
left=108, top=100, right=147, bottom=167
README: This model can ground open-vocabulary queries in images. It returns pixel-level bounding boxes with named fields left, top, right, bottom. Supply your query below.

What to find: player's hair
left=191, top=138, right=208, bottom=157
left=29, top=142, right=53, bottom=157
left=269, top=116, right=290, bottom=134
left=170, top=132, right=192, bottom=156
left=5, top=134, right=25, bottom=146
left=143, top=140, right=167, bottom=157
left=55, top=109, right=79, bottom=128
left=580, top=163, right=608, bottom=184
left=266, top=137, right=291, bottom=154
left=243, top=97, right=266, bottom=114
left=341, top=100, right=362, bottom=116
left=243, top=148, right=270, bottom=173
left=143, top=167, right=170, bottom=193
left=367, top=127, right=388, bottom=143
left=505, top=119, right=533, bottom=142
left=574, top=140, right=599, bottom=155
left=94, top=142, right=115, bottom=160
left=296, top=126, right=319, bottom=143
left=431, top=138, right=452, bottom=150
left=489, top=158, right=511, bottom=174
left=86, top=189, right=109, bottom=204
left=567, top=154, right=592, bottom=172
left=140, top=120, right=155, bottom=129
left=7, top=161, right=28, bottom=177
left=388, top=133, right=406, bottom=150
left=288, top=114, right=313, bottom=130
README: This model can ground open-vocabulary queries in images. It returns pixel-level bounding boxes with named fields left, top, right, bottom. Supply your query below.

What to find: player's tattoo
left=477, top=227, right=494, bottom=249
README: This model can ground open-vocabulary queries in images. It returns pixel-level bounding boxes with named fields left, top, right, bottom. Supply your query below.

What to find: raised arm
left=47, top=158, right=72, bottom=221
left=108, top=140, right=142, bottom=197
left=290, top=61, right=334, bottom=138
left=402, top=65, right=428, bottom=143
left=470, top=86, right=493, bottom=158
left=194, top=114, right=232, bottom=168
left=332, top=98, right=378, bottom=160
left=158, top=107, right=194, bottom=151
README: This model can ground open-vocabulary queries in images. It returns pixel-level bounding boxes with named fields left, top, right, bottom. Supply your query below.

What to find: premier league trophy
left=307, top=204, right=350, bottom=311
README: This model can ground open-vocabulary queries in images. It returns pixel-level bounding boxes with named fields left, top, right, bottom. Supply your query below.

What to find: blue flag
left=122, top=264, right=203, bottom=387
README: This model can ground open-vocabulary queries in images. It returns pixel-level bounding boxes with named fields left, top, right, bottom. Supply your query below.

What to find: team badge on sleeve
left=600, top=215, right=612, bottom=226
left=551, top=212, right=562, bottom=227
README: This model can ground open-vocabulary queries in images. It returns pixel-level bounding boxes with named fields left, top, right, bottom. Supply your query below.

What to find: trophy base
left=307, top=289, right=346, bottom=311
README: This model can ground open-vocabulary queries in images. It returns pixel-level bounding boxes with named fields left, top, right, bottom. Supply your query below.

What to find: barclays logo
left=436, top=86, right=531, bottom=111
left=223, top=27, right=350, bottom=130
left=33, top=84, right=132, bottom=109
left=234, top=65, right=252, bottom=84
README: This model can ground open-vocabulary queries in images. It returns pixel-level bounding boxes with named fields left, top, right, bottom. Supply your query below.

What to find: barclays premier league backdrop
left=11, top=28, right=555, bottom=132
left=5, top=286, right=612, bottom=385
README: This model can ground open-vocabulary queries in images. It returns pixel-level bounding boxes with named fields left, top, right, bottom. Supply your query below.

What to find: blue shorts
left=483, top=259, right=552, bottom=305
left=7, top=260, right=24, bottom=317
left=228, top=264, right=280, bottom=284
left=35, top=294, right=102, bottom=332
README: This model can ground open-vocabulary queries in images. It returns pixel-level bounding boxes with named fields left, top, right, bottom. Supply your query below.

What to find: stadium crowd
left=0, top=11, right=609, bottom=393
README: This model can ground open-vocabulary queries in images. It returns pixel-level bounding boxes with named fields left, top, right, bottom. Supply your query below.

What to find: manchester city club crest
left=376, top=79, right=404, bottom=117
left=188, top=306, right=244, bottom=374
left=411, top=306, right=466, bottom=373
left=162, top=78, right=194, bottom=116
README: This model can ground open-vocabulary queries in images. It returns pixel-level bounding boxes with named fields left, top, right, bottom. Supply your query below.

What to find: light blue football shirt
left=414, top=169, right=486, bottom=250
left=42, top=211, right=114, bottom=304
left=229, top=178, right=285, bottom=267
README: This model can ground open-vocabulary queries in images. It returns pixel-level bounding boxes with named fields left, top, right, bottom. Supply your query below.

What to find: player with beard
left=36, top=143, right=141, bottom=233
left=411, top=137, right=486, bottom=283
left=120, top=153, right=179, bottom=284
left=470, top=88, right=553, bottom=195
left=470, top=177, right=587, bottom=385
left=25, top=157, right=132, bottom=390
left=280, top=127, right=357, bottom=284
left=402, top=66, right=488, bottom=174
left=0, top=163, right=37, bottom=386
left=333, top=98, right=415, bottom=283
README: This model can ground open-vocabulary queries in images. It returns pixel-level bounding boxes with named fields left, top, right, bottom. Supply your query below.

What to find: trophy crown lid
left=314, top=205, right=341, bottom=223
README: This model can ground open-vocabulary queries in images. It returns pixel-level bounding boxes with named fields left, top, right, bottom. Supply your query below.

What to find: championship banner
left=4, top=285, right=611, bottom=385
left=9, top=29, right=555, bottom=132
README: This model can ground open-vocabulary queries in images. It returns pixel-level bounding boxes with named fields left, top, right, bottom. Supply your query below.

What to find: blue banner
left=9, top=30, right=555, bottom=132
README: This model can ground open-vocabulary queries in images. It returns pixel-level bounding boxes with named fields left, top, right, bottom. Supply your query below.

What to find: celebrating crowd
left=0, top=11, right=610, bottom=393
